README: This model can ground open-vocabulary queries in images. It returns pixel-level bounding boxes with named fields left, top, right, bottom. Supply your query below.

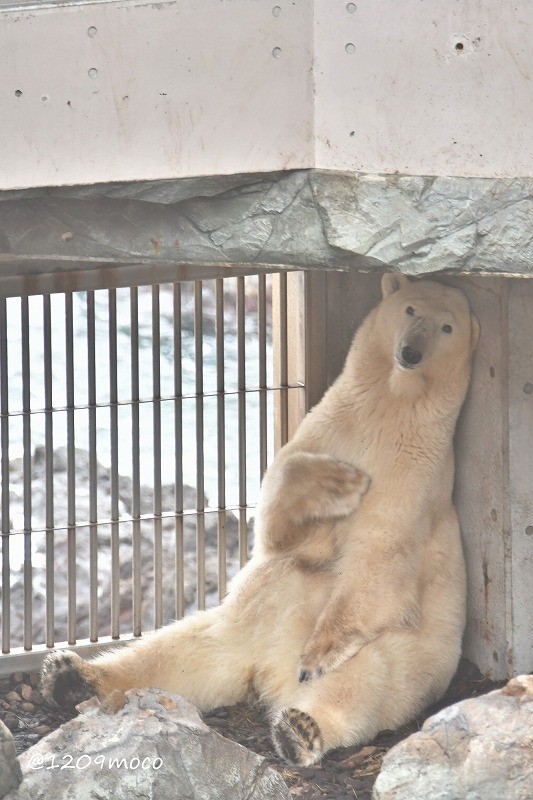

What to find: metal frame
left=0, top=264, right=312, bottom=675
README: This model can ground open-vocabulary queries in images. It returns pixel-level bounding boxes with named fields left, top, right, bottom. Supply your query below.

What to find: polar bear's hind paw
left=271, top=708, right=324, bottom=766
left=41, top=651, right=95, bottom=708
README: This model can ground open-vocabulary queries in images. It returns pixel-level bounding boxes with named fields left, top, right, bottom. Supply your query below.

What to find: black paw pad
left=271, top=708, right=324, bottom=766
left=53, top=669, right=94, bottom=708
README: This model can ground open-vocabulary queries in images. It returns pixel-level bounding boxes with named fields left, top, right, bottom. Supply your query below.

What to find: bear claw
left=271, top=708, right=324, bottom=766
left=298, top=667, right=324, bottom=683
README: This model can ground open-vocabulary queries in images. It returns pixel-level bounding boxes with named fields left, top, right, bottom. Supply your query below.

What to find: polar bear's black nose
left=401, top=345, right=422, bottom=366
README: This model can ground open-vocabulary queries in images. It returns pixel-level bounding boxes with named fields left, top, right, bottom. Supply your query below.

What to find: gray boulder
left=4, top=689, right=288, bottom=800
left=373, top=674, right=533, bottom=800
left=0, top=720, right=22, bottom=799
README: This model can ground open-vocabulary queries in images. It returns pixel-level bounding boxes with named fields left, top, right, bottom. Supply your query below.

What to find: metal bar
left=21, top=297, right=32, bottom=651
left=6, top=504, right=260, bottom=538
left=0, top=260, right=291, bottom=301
left=4, top=383, right=302, bottom=419
left=215, top=278, right=227, bottom=601
left=237, top=277, right=248, bottom=567
left=258, top=274, right=268, bottom=479
left=108, top=289, right=120, bottom=639
left=0, top=635, right=136, bottom=678
left=87, top=291, right=98, bottom=642
left=0, top=299, right=10, bottom=653
left=173, top=283, right=184, bottom=619
left=65, top=292, right=77, bottom=645
left=130, top=287, right=142, bottom=637
left=194, top=281, right=206, bottom=610
left=278, top=272, right=289, bottom=446
left=43, top=294, right=54, bottom=649
left=152, top=285, right=163, bottom=628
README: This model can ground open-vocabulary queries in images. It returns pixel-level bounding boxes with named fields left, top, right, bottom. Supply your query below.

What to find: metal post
left=215, top=278, right=227, bottom=600
left=194, top=282, right=206, bottom=610
left=65, top=293, right=76, bottom=645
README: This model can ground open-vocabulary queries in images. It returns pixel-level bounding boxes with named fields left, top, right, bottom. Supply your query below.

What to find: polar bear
left=41, top=274, right=479, bottom=766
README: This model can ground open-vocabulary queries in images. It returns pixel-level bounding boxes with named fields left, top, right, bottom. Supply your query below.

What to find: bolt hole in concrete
left=272, top=5, right=281, bottom=17
left=345, top=42, right=356, bottom=54
left=88, top=68, right=98, bottom=79
left=272, top=47, right=282, bottom=57
left=346, top=2, right=357, bottom=12
left=88, top=26, right=97, bottom=37
left=455, top=41, right=465, bottom=51
left=15, top=89, right=22, bottom=97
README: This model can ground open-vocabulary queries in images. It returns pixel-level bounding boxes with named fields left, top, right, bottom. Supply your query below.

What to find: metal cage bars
left=0, top=269, right=304, bottom=663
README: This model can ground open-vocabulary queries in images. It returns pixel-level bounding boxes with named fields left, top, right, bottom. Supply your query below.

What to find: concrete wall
left=1, top=0, right=533, bottom=189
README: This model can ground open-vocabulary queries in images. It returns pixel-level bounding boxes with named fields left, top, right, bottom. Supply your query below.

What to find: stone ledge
left=0, top=170, right=532, bottom=279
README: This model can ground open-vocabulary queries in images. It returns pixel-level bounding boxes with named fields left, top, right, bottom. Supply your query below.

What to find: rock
left=100, top=690, right=128, bottom=715
left=0, top=720, right=22, bottom=799
left=7, top=446, right=242, bottom=648
left=1, top=714, right=18, bottom=733
left=3, top=171, right=533, bottom=276
left=32, top=726, right=51, bottom=737
left=20, top=685, right=32, bottom=702
left=4, top=689, right=289, bottom=800
left=372, top=675, right=533, bottom=800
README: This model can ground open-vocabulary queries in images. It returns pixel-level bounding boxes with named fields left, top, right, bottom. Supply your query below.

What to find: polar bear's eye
left=442, top=324, right=453, bottom=334
left=406, top=306, right=415, bottom=316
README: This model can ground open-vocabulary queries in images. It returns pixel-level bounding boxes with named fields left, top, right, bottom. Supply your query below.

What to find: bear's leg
left=259, top=451, right=370, bottom=551
left=41, top=607, right=252, bottom=712
left=270, top=642, right=398, bottom=766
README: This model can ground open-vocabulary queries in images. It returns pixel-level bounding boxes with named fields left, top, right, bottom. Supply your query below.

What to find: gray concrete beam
left=0, top=170, right=532, bottom=278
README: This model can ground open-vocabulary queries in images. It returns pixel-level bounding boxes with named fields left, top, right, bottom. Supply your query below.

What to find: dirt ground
left=0, top=658, right=503, bottom=800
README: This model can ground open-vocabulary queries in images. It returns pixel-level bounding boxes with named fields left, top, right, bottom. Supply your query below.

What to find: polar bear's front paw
left=298, top=630, right=367, bottom=682
left=271, top=708, right=324, bottom=766
left=41, top=651, right=96, bottom=709
left=311, top=460, right=371, bottom=520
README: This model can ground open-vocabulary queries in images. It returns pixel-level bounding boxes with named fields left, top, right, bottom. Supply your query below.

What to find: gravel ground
left=0, top=659, right=503, bottom=800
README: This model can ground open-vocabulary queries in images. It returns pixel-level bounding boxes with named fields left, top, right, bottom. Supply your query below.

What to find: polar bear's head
left=375, top=274, right=479, bottom=389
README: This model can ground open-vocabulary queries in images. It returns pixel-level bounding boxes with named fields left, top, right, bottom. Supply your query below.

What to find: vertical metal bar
left=65, top=293, right=76, bottom=645
left=152, top=285, right=163, bottom=628
left=87, top=291, right=98, bottom=641
left=278, top=272, right=289, bottom=447
left=43, top=295, right=54, bottom=648
left=237, top=277, right=248, bottom=567
left=194, top=281, right=206, bottom=610
left=215, top=278, right=227, bottom=601
left=108, top=289, right=120, bottom=639
left=0, top=299, right=10, bottom=653
left=258, top=274, right=268, bottom=479
left=173, top=284, right=184, bottom=619
left=130, top=287, right=142, bottom=637
left=21, top=297, right=32, bottom=651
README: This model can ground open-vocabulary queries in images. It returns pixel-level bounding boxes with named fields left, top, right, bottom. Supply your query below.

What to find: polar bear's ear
left=381, top=273, right=410, bottom=298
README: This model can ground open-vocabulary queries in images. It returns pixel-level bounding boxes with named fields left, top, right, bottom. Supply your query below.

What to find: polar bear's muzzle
left=396, top=317, right=433, bottom=370
left=399, top=345, right=422, bottom=367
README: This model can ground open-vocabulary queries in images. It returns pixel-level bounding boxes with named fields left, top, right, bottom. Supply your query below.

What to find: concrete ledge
left=0, top=170, right=532, bottom=279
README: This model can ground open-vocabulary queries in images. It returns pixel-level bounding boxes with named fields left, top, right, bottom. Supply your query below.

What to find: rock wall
left=1, top=170, right=532, bottom=279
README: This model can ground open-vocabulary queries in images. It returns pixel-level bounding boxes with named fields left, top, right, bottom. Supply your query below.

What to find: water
left=4, top=280, right=275, bottom=534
